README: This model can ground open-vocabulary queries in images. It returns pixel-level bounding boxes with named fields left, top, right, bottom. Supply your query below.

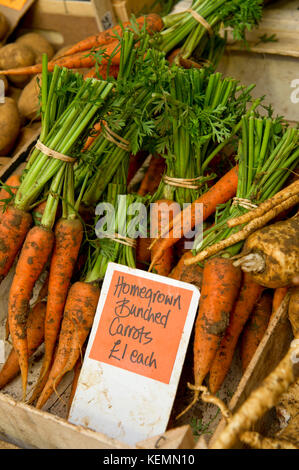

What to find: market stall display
left=0, top=0, right=297, bottom=451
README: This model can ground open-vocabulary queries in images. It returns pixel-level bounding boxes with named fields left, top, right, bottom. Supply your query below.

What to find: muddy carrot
left=0, top=301, right=46, bottom=389
left=150, top=165, right=239, bottom=270
left=150, top=199, right=180, bottom=276
left=36, top=281, right=100, bottom=409
left=8, top=226, right=54, bottom=399
left=67, top=350, right=85, bottom=417
left=30, top=217, right=83, bottom=403
left=177, top=256, right=242, bottom=418
left=137, top=155, right=166, bottom=197
left=0, top=206, right=32, bottom=282
left=240, top=291, right=272, bottom=372
left=169, top=252, right=203, bottom=290
left=0, top=174, right=21, bottom=212
left=208, top=273, right=264, bottom=394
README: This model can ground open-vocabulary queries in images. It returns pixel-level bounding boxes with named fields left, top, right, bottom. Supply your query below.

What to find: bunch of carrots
left=0, top=12, right=296, bottom=427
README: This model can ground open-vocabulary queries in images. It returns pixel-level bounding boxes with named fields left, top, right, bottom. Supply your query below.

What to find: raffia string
left=35, top=140, right=76, bottom=163
left=102, top=122, right=130, bottom=152
left=100, top=232, right=136, bottom=248
left=163, top=175, right=206, bottom=190
left=187, top=9, right=214, bottom=37
left=232, top=197, right=259, bottom=210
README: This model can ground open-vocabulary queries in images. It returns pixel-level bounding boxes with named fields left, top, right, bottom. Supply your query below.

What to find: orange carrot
left=136, top=237, right=152, bottom=269
left=150, top=165, right=239, bottom=270
left=150, top=199, right=180, bottom=276
left=83, top=64, right=119, bottom=80
left=178, top=257, right=242, bottom=417
left=0, top=206, right=32, bottom=282
left=67, top=348, right=85, bottom=417
left=0, top=41, right=122, bottom=76
left=8, top=226, right=54, bottom=399
left=36, top=281, right=100, bottom=409
left=169, top=251, right=203, bottom=290
left=209, top=273, right=264, bottom=394
left=137, top=154, right=166, bottom=197
left=240, top=291, right=272, bottom=373
left=60, top=14, right=164, bottom=57
left=30, top=218, right=83, bottom=403
left=32, top=200, right=47, bottom=226
left=83, top=121, right=103, bottom=151
left=0, top=174, right=21, bottom=211
left=0, top=301, right=46, bottom=389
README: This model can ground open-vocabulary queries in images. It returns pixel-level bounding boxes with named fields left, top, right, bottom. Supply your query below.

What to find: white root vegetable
left=210, top=340, right=299, bottom=449
left=233, top=216, right=299, bottom=288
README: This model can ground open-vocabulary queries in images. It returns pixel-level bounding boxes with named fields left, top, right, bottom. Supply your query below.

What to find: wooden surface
left=136, top=425, right=195, bottom=450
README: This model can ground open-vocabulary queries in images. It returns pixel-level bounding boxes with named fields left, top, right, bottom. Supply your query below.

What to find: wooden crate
left=15, top=0, right=116, bottom=50
left=217, top=0, right=299, bottom=123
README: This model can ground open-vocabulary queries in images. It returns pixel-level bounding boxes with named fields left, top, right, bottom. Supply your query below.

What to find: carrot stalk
left=240, top=291, right=272, bottom=373
left=177, top=257, right=242, bottom=418
left=208, top=273, right=264, bottom=393
left=36, top=281, right=100, bottom=409
left=0, top=301, right=46, bottom=389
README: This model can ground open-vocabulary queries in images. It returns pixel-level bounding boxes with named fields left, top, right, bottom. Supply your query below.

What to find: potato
left=0, top=43, right=35, bottom=87
left=0, top=97, right=21, bottom=154
left=16, top=33, right=55, bottom=64
left=18, top=74, right=41, bottom=121
left=0, top=13, right=8, bottom=41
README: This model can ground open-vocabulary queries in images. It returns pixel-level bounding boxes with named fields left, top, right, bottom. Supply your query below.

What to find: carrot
left=240, top=291, right=272, bottom=373
left=67, top=350, right=84, bottom=417
left=83, top=64, right=119, bottom=80
left=150, top=199, right=180, bottom=276
left=30, top=218, right=83, bottom=403
left=177, top=257, right=242, bottom=418
left=60, top=14, right=164, bottom=57
left=272, top=287, right=288, bottom=316
left=0, top=206, right=32, bottom=282
left=150, top=165, right=239, bottom=270
left=8, top=226, right=54, bottom=399
left=83, top=121, right=103, bottom=151
left=36, top=281, right=100, bottom=409
left=136, top=237, right=152, bottom=269
left=0, top=301, right=46, bottom=389
left=208, top=273, right=264, bottom=394
left=0, top=41, right=122, bottom=76
left=137, top=154, right=166, bottom=197
left=32, top=200, right=47, bottom=226
left=169, top=251, right=203, bottom=290
left=0, top=174, right=21, bottom=211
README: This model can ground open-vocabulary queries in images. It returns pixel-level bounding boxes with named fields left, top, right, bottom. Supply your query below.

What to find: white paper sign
left=68, top=263, right=200, bottom=445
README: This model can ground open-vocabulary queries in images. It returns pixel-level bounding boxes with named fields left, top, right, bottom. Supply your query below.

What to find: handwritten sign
left=69, top=263, right=200, bottom=445
left=0, top=0, right=27, bottom=11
